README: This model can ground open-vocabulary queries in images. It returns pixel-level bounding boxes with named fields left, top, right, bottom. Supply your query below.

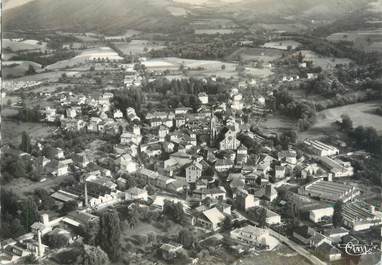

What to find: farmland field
left=294, top=50, right=352, bottom=70
left=327, top=28, right=382, bottom=53
left=299, top=101, right=382, bottom=140
left=3, top=60, right=43, bottom=78
left=227, top=47, right=284, bottom=63
left=261, top=40, right=302, bottom=50
left=114, top=40, right=166, bottom=55
left=195, top=29, right=236, bottom=35
left=3, top=38, right=47, bottom=52
left=46, top=47, right=123, bottom=70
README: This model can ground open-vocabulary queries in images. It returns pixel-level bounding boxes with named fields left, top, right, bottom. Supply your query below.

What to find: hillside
left=3, top=0, right=184, bottom=34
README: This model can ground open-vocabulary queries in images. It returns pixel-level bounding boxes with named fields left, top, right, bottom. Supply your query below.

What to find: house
left=293, top=226, right=331, bottom=248
left=264, top=184, right=278, bottom=202
left=231, top=225, right=279, bottom=250
left=175, top=115, right=186, bottom=128
left=160, top=243, right=183, bottom=261
left=72, top=151, right=90, bottom=168
left=114, top=109, right=124, bottom=119
left=235, top=190, right=260, bottom=211
left=215, top=159, right=234, bottom=172
left=185, top=161, right=203, bottom=183
left=193, top=188, right=226, bottom=201
left=315, top=242, right=342, bottom=262
left=193, top=207, right=225, bottom=231
left=323, top=227, right=349, bottom=243
left=125, top=187, right=148, bottom=201
left=47, top=159, right=73, bottom=176
left=117, top=153, right=138, bottom=173
left=301, top=163, right=321, bottom=179
left=274, top=166, right=286, bottom=179
left=265, top=209, right=281, bottom=225
left=158, top=125, right=170, bottom=142
left=87, top=117, right=102, bottom=132
left=277, top=150, right=297, bottom=165
left=309, top=206, right=334, bottom=223
left=219, top=129, right=240, bottom=150
left=198, top=92, right=209, bottom=104
left=175, top=107, right=192, bottom=115
left=156, top=175, right=176, bottom=189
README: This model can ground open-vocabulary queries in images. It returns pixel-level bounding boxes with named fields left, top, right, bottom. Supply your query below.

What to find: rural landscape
left=1, top=0, right=382, bottom=265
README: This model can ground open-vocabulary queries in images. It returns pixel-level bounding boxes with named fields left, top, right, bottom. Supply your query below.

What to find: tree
left=333, top=201, right=343, bottom=227
left=340, top=114, right=353, bottom=132
left=221, top=64, right=226, bottom=70
left=61, top=200, right=78, bottom=214
left=178, top=229, right=194, bottom=249
left=163, top=201, right=184, bottom=224
left=97, top=209, right=121, bottom=262
left=223, top=216, right=233, bottom=231
left=25, top=65, right=36, bottom=75
left=257, top=207, right=267, bottom=228
left=20, top=131, right=32, bottom=153
left=83, top=219, right=100, bottom=245
left=20, top=198, right=40, bottom=230
left=82, top=244, right=110, bottom=265
left=34, top=188, right=56, bottom=210
left=44, top=233, right=69, bottom=248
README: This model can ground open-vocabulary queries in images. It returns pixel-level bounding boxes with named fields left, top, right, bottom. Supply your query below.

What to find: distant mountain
left=3, top=0, right=183, bottom=34
left=3, top=0, right=377, bottom=34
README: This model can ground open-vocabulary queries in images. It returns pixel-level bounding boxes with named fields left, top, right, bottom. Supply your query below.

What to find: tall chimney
left=37, top=230, right=43, bottom=258
left=84, top=181, right=88, bottom=207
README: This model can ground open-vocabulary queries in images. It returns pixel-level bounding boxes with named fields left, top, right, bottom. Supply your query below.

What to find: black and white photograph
left=0, top=0, right=381, bottom=264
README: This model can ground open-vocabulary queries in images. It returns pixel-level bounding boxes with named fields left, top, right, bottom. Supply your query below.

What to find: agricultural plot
left=3, top=38, right=47, bottom=52
left=327, top=28, right=382, bottom=53
left=295, top=50, right=352, bottom=70
left=261, top=40, right=302, bottom=50
left=114, top=40, right=166, bottom=55
left=2, top=60, right=43, bottom=78
left=227, top=47, right=284, bottom=63
left=194, top=29, right=236, bottom=35
left=46, top=47, right=123, bottom=70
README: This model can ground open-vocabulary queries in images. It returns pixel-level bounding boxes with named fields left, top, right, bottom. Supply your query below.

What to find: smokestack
left=37, top=230, right=43, bottom=258
left=84, top=181, right=88, bottom=207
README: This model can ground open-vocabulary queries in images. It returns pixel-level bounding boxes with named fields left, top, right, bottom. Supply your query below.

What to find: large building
left=318, top=156, right=354, bottom=177
left=342, top=201, right=382, bottom=231
left=304, top=139, right=339, bottom=157
left=231, top=225, right=279, bottom=250
left=298, top=179, right=360, bottom=202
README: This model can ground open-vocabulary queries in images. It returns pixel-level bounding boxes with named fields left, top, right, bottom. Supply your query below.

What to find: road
left=268, top=229, right=328, bottom=265
left=238, top=210, right=327, bottom=265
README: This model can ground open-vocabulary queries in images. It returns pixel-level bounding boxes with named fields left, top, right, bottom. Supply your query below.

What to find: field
left=299, top=101, right=382, bottom=140
left=3, top=60, right=43, bottom=78
left=1, top=120, right=56, bottom=145
left=227, top=47, right=284, bottom=63
left=3, top=38, right=47, bottom=52
left=166, top=6, right=188, bottom=16
left=261, top=40, right=302, bottom=50
left=46, top=47, right=123, bottom=70
left=327, top=28, right=382, bottom=53
left=295, top=50, right=352, bottom=70
left=194, top=29, right=236, bottom=35
left=114, top=40, right=166, bottom=55
left=105, top=29, right=142, bottom=40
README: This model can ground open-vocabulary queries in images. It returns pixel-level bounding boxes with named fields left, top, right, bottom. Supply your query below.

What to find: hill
left=3, top=0, right=184, bottom=34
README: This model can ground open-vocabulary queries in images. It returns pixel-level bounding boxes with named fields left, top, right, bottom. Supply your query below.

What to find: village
left=1, top=0, right=382, bottom=264
left=1, top=49, right=381, bottom=265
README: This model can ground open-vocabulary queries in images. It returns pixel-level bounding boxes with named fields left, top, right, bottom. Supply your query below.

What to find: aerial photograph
left=0, top=0, right=381, bottom=264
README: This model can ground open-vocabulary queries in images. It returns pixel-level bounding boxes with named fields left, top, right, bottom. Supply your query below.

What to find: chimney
left=84, top=181, right=88, bottom=207
left=37, top=230, right=43, bottom=258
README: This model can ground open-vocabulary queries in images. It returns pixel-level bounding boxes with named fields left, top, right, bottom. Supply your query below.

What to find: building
left=231, top=225, right=279, bottom=250
left=193, top=207, right=225, bottom=231
left=185, top=161, right=203, bottom=183
left=215, top=159, right=234, bottom=172
left=298, top=179, right=360, bottom=202
left=318, top=156, right=354, bottom=177
left=293, top=226, right=331, bottom=248
left=303, top=139, right=339, bottom=157
left=125, top=187, right=148, bottom=201
left=235, top=190, right=260, bottom=211
left=198, top=92, right=209, bottom=105
left=315, top=242, right=342, bottom=262
left=309, top=206, right=334, bottom=223
left=219, top=129, right=240, bottom=150
left=342, top=200, right=382, bottom=231
left=160, top=243, right=183, bottom=261
left=193, top=188, right=226, bottom=201
left=274, top=166, right=286, bottom=179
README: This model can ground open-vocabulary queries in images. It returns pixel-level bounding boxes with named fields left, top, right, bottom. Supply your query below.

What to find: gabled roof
left=202, top=207, right=225, bottom=225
